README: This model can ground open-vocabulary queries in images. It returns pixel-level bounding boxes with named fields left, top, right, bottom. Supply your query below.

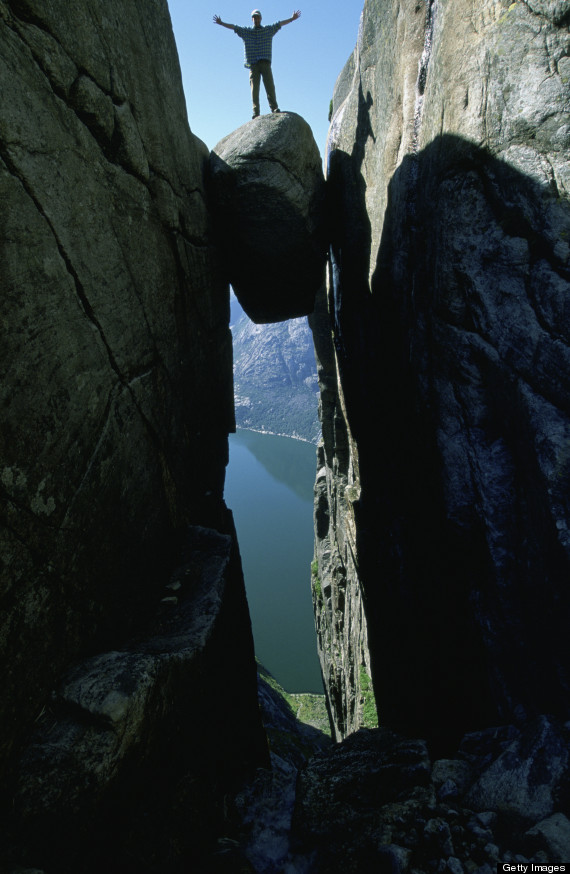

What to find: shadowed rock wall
left=314, top=0, right=570, bottom=746
left=0, top=2, right=265, bottom=865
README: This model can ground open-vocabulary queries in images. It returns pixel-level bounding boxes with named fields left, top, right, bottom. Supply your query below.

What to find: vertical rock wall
left=315, top=0, right=570, bottom=746
left=0, top=1, right=265, bottom=864
left=311, top=288, right=375, bottom=740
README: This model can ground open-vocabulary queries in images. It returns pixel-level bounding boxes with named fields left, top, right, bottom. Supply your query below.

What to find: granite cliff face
left=3, top=0, right=570, bottom=868
left=313, top=0, right=570, bottom=746
left=0, top=1, right=266, bottom=869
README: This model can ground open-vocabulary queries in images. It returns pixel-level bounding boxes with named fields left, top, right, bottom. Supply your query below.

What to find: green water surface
left=225, top=430, right=323, bottom=693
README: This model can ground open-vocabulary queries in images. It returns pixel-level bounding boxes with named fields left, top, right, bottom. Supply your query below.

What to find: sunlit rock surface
left=210, top=112, right=326, bottom=323
left=313, top=0, right=570, bottom=745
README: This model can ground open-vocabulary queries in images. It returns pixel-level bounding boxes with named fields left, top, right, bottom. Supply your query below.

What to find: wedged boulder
left=209, top=112, right=326, bottom=323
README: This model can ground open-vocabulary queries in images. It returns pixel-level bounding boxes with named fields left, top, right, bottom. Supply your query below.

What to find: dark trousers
left=249, top=59, right=278, bottom=115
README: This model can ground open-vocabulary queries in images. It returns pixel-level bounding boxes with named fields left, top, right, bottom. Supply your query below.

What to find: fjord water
left=225, top=429, right=323, bottom=693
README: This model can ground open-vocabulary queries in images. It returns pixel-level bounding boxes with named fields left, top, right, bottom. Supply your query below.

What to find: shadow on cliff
left=326, top=83, right=375, bottom=357
left=325, top=131, right=570, bottom=750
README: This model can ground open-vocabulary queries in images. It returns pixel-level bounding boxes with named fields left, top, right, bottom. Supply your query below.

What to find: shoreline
left=234, top=425, right=320, bottom=446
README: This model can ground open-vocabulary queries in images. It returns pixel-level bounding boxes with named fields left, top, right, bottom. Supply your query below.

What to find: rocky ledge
left=5, top=526, right=267, bottom=873
left=291, top=716, right=570, bottom=873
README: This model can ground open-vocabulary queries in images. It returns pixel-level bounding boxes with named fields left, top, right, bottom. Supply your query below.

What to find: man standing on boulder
left=213, top=9, right=301, bottom=118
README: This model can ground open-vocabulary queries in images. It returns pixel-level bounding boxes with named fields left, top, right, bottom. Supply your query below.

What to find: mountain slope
left=231, top=295, right=321, bottom=443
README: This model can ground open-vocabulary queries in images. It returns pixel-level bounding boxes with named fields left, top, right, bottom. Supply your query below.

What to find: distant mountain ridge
left=230, top=296, right=321, bottom=444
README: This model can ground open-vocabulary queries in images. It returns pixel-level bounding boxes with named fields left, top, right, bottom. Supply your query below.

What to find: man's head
left=251, top=9, right=262, bottom=25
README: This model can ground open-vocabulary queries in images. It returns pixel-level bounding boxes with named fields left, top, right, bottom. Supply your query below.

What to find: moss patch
left=311, top=560, right=323, bottom=604
left=258, top=662, right=330, bottom=734
left=359, top=665, right=379, bottom=729
left=289, top=692, right=331, bottom=735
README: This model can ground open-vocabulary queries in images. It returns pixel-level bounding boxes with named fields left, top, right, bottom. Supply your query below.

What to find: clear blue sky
left=166, top=1, right=364, bottom=157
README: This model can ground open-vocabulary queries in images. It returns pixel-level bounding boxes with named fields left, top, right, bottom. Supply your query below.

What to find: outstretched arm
left=279, top=9, right=301, bottom=26
left=213, top=14, right=236, bottom=29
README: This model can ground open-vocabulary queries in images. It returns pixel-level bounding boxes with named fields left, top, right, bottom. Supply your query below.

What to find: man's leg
left=249, top=64, right=261, bottom=117
left=258, top=60, right=279, bottom=112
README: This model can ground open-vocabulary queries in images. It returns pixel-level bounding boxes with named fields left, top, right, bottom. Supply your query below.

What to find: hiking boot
left=252, top=112, right=260, bottom=119
left=272, top=107, right=281, bottom=113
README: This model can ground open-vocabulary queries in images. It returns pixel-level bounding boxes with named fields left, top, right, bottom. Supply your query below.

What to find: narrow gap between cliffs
left=225, top=291, right=325, bottom=699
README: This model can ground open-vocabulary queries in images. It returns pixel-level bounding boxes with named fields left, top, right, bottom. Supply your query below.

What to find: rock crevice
left=3, top=0, right=570, bottom=869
